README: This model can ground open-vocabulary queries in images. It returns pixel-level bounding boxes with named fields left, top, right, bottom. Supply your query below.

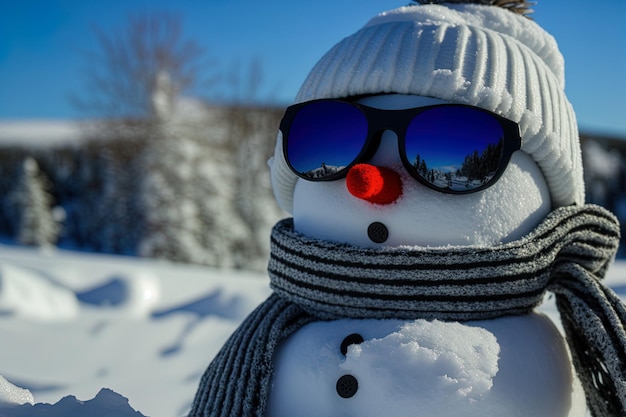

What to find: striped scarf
left=190, top=204, right=624, bottom=417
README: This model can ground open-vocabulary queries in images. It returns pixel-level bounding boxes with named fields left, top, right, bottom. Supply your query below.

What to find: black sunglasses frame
left=280, top=99, right=522, bottom=195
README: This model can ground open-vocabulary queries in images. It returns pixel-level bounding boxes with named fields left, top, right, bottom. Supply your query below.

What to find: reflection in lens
left=287, top=101, right=368, bottom=179
left=406, top=106, right=505, bottom=191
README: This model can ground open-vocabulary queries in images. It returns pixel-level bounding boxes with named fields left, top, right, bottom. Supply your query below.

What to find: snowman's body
left=268, top=315, right=585, bottom=417
left=266, top=95, right=588, bottom=416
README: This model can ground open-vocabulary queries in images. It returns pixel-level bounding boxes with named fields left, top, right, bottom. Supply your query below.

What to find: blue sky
left=1, top=0, right=625, bottom=136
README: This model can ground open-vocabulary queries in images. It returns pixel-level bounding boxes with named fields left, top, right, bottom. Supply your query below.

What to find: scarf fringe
left=552, top=265, right=626, bottom=417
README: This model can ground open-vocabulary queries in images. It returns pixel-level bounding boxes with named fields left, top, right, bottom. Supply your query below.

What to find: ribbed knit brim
left=269, top=3, right=584, bottom=213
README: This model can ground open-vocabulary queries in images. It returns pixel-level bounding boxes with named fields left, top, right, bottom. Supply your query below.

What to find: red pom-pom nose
left=346, top=164, right=403, bottom=205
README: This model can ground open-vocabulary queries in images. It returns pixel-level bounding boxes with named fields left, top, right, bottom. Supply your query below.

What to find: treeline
left=413, top=140, right=503, bottom=183
left=581, top=133, right=626, bottom=258
left=458, top=141, right=503, bottom=182
left=0, top=104, right=285, bottom=270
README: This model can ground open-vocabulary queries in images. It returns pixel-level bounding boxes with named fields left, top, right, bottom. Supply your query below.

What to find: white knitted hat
left=269, top=2, right=584, bottom=213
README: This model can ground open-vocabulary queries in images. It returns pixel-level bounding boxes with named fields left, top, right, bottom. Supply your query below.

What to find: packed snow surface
left=0, top=244, right=622, bottom=416
left=0, top=245, right=271, bottom=417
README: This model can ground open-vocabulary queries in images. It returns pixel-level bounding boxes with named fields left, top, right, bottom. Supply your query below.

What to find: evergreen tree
left=460, top=140, right=504, bottom=183
left=12, top=158, right=62, bottom=247
left=137, top=89, right=242, bottom=266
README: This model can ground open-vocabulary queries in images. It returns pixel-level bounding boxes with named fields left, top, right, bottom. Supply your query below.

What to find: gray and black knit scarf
left=190, top=204, right=624, bottom=417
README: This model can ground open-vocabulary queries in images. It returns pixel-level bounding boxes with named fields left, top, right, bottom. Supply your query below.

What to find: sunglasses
left=280, top=99, right=522, bottom=194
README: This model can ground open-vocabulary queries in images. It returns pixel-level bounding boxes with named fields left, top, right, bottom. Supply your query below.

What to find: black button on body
left=368, top=222, right=388, bottom=243
left=340, top=333, right=364, bottom=356
left=336, top=374, right=358, bottom=398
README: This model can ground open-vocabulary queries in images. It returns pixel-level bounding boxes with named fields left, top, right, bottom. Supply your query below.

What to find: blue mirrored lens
left=287, top=101, right=368, bottom=179
left=405, top=106, right=505, bottom=191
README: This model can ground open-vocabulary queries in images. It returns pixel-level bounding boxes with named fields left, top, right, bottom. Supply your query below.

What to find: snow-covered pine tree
left=137, top=77, right=239, bottom=266
left=12, top=157, right=62, bottom=247
left=137, top=71, right=197, bottom=263
left=136, top=119, right=194, bottom=263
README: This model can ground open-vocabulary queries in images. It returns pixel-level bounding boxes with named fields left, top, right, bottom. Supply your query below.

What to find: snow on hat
left=269, top=1, right=584, bottom=213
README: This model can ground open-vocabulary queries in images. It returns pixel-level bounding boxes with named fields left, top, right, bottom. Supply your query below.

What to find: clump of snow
left=0, top=376, right=34, bottom=406
left=342, top=320, right=499, bottom=410
left=0, top=263, right=79, bottom=321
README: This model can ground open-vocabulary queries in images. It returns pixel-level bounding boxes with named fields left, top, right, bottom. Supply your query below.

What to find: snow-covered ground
left=0, top=245, right=271, bottom=416
left=0, top=244, right=623, bottom=416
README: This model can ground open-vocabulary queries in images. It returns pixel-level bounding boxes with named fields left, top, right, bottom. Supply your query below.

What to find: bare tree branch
left=71, top=12, right=211, bottom=120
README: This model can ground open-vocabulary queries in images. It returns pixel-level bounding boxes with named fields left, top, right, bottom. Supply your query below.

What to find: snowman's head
left=269, top=2, right=584, bottom=248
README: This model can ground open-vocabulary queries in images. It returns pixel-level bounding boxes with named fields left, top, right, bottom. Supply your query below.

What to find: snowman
left=190, top=2, right=625, bottom=417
